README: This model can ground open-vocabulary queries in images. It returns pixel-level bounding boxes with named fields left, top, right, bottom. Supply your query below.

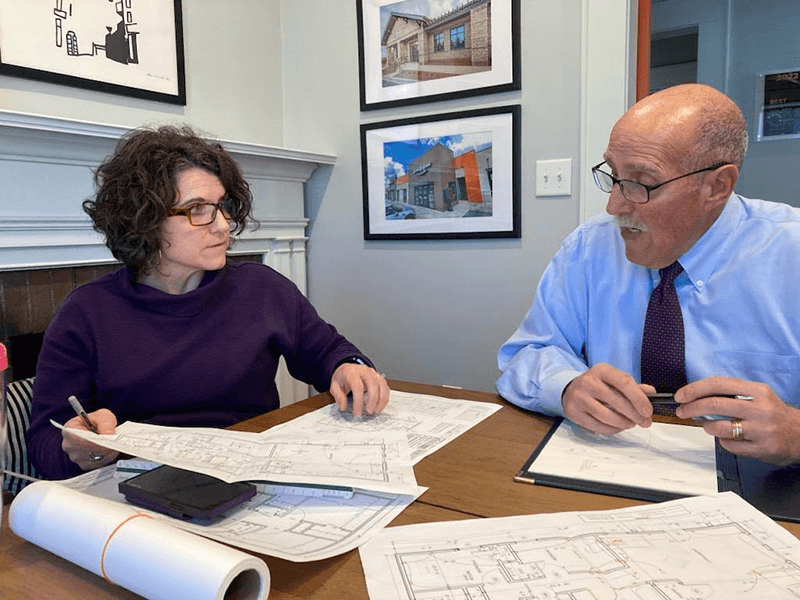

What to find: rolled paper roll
left=10, top=481, right=270, bottom=600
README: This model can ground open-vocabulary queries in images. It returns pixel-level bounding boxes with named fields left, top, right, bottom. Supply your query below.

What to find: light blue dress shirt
left=497, top=195, right=800, bottom=416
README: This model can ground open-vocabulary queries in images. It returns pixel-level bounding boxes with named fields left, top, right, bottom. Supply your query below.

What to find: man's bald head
left=616, top=84, right=748, bottom=171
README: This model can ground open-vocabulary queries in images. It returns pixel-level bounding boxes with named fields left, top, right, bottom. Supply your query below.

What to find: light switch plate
left=536, top=158, right=572, bottom=197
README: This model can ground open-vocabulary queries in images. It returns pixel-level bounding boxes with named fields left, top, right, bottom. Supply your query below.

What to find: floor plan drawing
left=64, top=465, right=423, bottom=562
left=56, top=421, right=421, bottom=495
left=266, top=390, right=501, bottom=463
left=360, top=492, right=800, bottom=599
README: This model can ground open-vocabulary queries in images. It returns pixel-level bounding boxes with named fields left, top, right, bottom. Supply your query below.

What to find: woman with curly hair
left=27, top=125, right=389, bottom=480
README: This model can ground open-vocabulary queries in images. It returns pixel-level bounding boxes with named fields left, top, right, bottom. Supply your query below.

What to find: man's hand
left=675, top=377, right=800, bottom=466
left=330, top=363, right=390, bottom=417
left=61, top=408, right=119, bottom=471
left=562, top=363, right=654, bottom=433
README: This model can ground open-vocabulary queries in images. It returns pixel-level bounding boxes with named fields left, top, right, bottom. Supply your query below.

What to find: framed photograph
left=0, top=0, right=186, bottom=105
left=361, top=104, right=520, bottom=240
left=754, top=69, right=800, bottom=141
left=357, top=0, right=520, bottom=111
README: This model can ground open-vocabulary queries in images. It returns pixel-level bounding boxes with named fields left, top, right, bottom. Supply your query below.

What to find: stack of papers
left=52, top=390, right=501, bottom=561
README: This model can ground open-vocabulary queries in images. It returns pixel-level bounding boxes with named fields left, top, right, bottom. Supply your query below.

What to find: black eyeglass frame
left=166, top=199, right=235, bottom=226
left=591, top=161, right=729, bottom=204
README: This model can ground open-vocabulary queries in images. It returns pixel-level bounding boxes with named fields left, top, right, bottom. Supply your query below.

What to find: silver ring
left=89, top=452, right=104, bottom=462
left=731, top=418, right=745, bottom=442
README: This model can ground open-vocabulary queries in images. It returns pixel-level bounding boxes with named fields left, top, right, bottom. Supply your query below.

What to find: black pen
left=67, top=395, right=99, bottom=434
left=647, top=393, right=754, bottom=403
left=647, top=392, right=753, bottom=421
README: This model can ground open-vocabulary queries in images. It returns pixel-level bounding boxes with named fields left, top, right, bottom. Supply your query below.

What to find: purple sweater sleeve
left=27, top=299, right=96, bottom=480
left=281, top=290, right=372, bottom=391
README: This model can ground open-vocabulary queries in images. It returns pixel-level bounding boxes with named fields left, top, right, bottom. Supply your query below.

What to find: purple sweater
left=27, top=262, right=371, bottom=480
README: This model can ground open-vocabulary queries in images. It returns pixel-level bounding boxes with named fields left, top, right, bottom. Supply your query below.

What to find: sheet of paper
left=267, top=389, right=502, bottom=463
left=360, top=492, right=800, bottom=600
left=55, top=420, right=421, bottom=495
left=526, top=420, right=718, bottom=496
left=10, top=480, right=270, bottom=600
left=63, top=465, right=424, bottom=563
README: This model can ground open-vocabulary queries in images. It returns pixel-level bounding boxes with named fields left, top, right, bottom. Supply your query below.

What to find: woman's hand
left=61, top=408, right=120, bottom=471
left=330, top=364, right=390, bottom=417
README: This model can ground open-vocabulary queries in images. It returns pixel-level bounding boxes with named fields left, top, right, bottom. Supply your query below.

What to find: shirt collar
left=677, top=193, right=740, bottom=291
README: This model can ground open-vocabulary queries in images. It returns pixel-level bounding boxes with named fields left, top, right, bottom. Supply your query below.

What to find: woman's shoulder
left=61, top=267, right=131, bottom=307
left=225, top=260, right=299, bottom=291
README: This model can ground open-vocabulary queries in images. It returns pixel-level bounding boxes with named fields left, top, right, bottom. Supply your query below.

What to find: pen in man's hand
left=67, top=395, right=99, bottom=434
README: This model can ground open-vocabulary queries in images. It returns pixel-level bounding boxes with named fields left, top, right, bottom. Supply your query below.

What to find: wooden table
left=3, top=379, right=799, bottom=599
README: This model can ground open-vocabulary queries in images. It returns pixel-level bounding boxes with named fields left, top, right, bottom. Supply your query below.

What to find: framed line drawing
left=361, top=104, right=520, bottom=240
left=0, top=0, right=186, bottom=105
left=357, top=0, right=520, bottom=111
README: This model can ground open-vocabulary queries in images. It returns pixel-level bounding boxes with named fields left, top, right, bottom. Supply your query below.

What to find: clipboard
left=516, top=418, right=800, bottom=523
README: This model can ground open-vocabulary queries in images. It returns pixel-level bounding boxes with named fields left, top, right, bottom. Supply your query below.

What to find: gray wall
left=280, top=0, right=583, bottom=391
left=652, top=0, right=800, bottom=208
left=727, top=0, right=800, bottom=207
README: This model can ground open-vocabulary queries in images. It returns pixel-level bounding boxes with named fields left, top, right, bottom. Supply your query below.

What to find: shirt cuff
left=541, top=369, right=585, bottom=416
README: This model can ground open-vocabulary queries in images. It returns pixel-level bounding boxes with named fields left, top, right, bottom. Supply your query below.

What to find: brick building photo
left=385, top=133, right=493, bottom=219
left=381, top=0, right=491, bottom=87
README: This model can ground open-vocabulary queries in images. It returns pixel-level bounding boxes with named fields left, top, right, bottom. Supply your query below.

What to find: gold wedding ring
left=730, top=418, right=745, bottom=441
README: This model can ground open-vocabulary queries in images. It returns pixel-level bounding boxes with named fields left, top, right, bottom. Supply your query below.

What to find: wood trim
left=636, top=0, right=651, bottom=100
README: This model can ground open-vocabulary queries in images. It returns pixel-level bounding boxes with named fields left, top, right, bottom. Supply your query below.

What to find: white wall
left=280, top=0, right=584, bottom=392
left=0, top=0, right=285, bottom=146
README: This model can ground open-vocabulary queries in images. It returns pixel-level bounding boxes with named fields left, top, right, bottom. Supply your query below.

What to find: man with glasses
left=28, top=125, right=390, bottom=480
left=497, top=84, right=800, bottom=465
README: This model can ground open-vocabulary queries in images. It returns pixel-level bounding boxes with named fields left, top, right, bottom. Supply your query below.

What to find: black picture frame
left=754, top=69, right=800, bottom=141
left=357, top=0, right=520, bottom=111
left=361, top=104, right=521, bottom=240
left=0, top=0, right=186, bottom=105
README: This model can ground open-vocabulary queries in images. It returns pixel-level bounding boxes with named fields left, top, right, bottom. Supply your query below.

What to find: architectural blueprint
left=523, top=420, right=719, bottom=497
left=267, top=390, right=502, bottom=463
left=360, top=492, right=800, bottom=599
left=55, top=421, right=422, bottom=495
left=62, top=466, right=422, bottom=562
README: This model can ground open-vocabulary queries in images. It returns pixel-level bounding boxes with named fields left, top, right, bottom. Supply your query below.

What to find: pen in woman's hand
left=67, top=395, right=99, bottom=434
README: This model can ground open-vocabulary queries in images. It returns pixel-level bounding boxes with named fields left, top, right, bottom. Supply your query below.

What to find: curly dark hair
left=83, top=124, right=256, bottom=278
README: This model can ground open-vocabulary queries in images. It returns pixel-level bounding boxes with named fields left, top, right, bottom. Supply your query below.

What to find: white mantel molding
left=0, top=110, right=337, bottom=167
left=0, top=215, right=309, bottom=274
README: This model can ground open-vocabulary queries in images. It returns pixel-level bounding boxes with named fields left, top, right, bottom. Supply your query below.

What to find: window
left=450, top=25, right=465, bottom=50
left=433, top=32, right=444, bottom=52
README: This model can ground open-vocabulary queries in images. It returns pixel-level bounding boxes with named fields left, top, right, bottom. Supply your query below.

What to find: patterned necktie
left=640, top=261, right=687, bottom=393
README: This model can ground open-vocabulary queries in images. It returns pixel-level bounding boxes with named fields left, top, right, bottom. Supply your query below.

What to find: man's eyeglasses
left=167, top=198, right=235, bottom=226
left=591, top=161, right=728, bottom=204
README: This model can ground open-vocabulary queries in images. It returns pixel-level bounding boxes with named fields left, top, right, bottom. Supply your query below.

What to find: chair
left=4, top=377, right=39, bottom=494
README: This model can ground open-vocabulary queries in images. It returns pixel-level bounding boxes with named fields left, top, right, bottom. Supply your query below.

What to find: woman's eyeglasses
left=167, top=199, right=235, bottom=226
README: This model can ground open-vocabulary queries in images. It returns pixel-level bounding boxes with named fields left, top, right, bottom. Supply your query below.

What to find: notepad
left=515, top=418, right=800, bottom=523
left=514, top=418, right=718, bottom=501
